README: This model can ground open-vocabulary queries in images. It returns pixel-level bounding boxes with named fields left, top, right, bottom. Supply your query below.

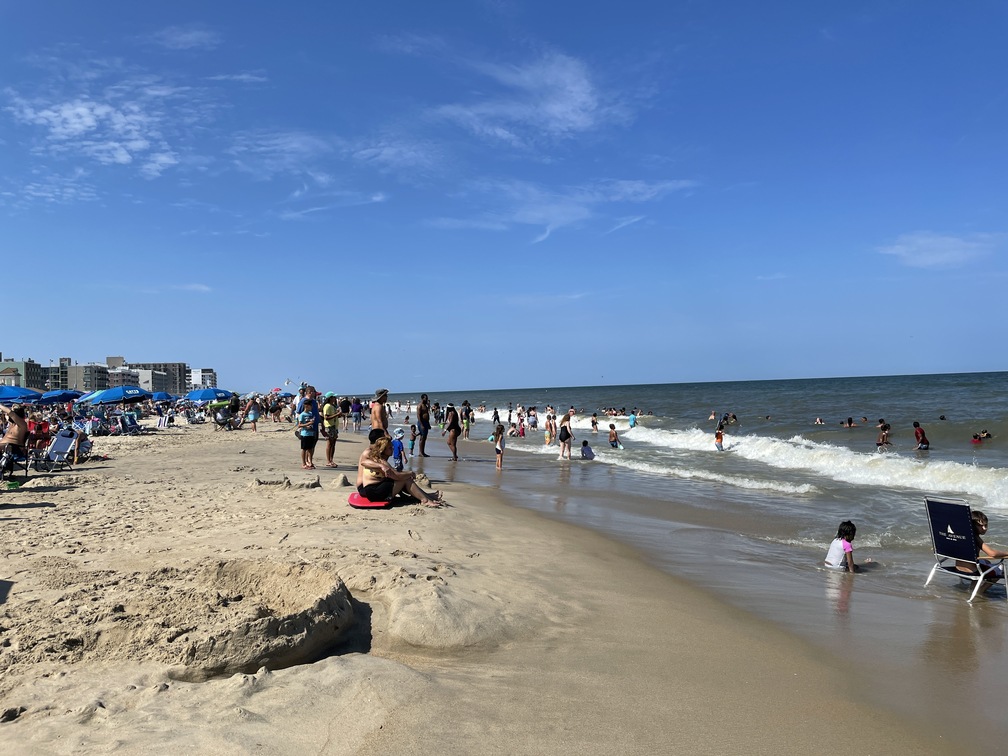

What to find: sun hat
left=373, top=388, right=389, bottom=401
left=393, top=428, right=405, bottom=439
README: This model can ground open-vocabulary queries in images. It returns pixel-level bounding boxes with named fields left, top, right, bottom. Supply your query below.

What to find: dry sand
left=0, top=420, right=959, bottom=754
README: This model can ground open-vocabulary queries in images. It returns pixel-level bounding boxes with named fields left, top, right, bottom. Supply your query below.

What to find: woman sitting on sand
left=356, top=436, right=443, bottom=507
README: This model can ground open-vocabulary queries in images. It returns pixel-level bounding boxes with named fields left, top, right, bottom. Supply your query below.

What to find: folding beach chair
left=122, top=414, right=148, bottom=434
left=924, top=496, right=1005, bottom=602
left=32, top=428, right=78, bottom=472
left=0, top=445, right=30, bottom=482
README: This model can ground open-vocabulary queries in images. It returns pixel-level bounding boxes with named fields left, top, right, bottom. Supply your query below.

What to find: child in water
left=581, top=439, right=595, bottom=460
left=493, top=423, right=505, bottom=470
left=408, top=424, right=418, bottom=457
left=608, top=424, right=622, bottom=449
left=714, top=424, right=724, bottom=452
left=824, top=520, right=861, bottom=571
left=958, top=510, right=1008, bottom=590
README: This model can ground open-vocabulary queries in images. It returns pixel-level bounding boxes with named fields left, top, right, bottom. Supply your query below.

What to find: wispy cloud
left=148, top=25, right=221, bottom=51
left=350, top=134, right=444, bottom=175
left=172, top=283, right=212, bottom=293
left=606, top=216, right=645, bottom=234
left=3, top=168, right=99, bottom=206
left=878, top=231, right=1002, bottom=269
left=205, top=72, right=269, bottom=84
left=433, top=52, right=620, bottom=149
left=4, top=55, right=222, bottom=190
left=431, top=177, right=693, bottom=243
left=228, top=129, right=337, bottom=180
left=277, top=191, right=388, bottom=221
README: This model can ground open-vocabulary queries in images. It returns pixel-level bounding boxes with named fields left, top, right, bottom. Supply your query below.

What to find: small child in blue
left=824, top=520, right=859, bottom=571
left=408, top=424, right=418, bottom=457
left=391, top=428, right=407, bottom=472
left=581, top=440, right=595, bottom=460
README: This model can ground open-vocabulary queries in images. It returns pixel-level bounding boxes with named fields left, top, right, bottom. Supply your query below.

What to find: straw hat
left=372, top=388, right=389, bottom=401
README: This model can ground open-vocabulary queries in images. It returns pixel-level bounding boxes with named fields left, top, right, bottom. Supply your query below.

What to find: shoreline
left=0, top=422, right=963, bottom=753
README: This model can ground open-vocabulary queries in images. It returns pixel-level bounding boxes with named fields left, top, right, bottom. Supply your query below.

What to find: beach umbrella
left=90, top=386, right=152, bottom=405
left=151, top=391, right=172, bottom=402
left=277, top=392, right=294, bottom=399
left=0, top=385, right=42, bottom=402
left=185, top=387, right=233, bottom=402
left=38, top=389, right=84, bottom=405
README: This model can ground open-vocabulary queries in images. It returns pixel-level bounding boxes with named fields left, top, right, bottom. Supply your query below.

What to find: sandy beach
left=0, top=421, right=963, bottom=754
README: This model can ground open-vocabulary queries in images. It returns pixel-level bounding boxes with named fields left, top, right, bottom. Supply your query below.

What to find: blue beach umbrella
left=185, top=387, right=233, bottom=402
left=151, top=391, right=172, bottom=402
left=0, top=385, right=41, bottom=402
left=38, top=389, right=84, bottom=405
left=90, top=386, right=152, bottom=405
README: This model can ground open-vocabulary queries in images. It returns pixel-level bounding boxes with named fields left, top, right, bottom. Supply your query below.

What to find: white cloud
left=431, top=177, right=692, bottom=242
left=606, top=216, right=645, bottom=234
left=228, top=130, right=337, bottom=179
left=149, top=26, right=221, bottom=51
left=173, top=283, right=212, bottom=293
left=878, top=231, right=1002, bottom=269
left=434, top=52, right=616, bottom=148
left=351, top=135, right=443, bottom=174
left=205, top=72, right=269, bottom=84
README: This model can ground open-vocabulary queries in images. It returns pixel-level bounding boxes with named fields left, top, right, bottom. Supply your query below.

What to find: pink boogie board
left=348, top=492, right=390, bottom=509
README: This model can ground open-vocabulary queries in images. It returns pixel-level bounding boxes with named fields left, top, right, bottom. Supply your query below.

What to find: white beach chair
left=924, top=496, right=1005, bottom=602
left=33, top=428, right=78, bottom=472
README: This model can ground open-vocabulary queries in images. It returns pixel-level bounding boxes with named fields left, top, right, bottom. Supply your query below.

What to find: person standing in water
left=913, top=421, right=930, bottom=450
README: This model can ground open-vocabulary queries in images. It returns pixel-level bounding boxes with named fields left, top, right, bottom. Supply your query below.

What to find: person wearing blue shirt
left=297, top=386, right=322, bottom=469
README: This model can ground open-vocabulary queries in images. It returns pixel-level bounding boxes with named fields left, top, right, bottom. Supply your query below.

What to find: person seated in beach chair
left=0, top=404, right=30, bottom=480
left=27, top=413, right=51, bottom=450
left=122, top=413, right=149, bottom=434
left=924, top=496, right=1007, bottom=602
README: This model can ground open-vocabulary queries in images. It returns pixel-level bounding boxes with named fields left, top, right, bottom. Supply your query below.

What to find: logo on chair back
left=943, top=523, right=968, bottom=544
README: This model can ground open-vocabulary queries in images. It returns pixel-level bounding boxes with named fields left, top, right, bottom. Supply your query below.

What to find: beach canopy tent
left=0, top=385, right=42, bottom=402
left=186, top=387, right=233, bottom=403
left=924, top=496, right=1005, bottom=602
left=89, top=386, right=152, bottom=406
left=38, top=389, right=83, bottom=405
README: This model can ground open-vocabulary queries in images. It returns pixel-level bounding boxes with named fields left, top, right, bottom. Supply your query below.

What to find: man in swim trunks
left=370, top=388, right=389, bottom=435
left=0, top=404, right=29, bottom=470
left=913, top=421, right=929, bottom=450
left=417, top=393, right=432, bottom=457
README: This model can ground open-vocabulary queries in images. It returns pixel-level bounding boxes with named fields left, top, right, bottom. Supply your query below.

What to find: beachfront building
left=108, top=367, right=141, bottom=388
left=190, top=368, right=218, bottom=390
left=0, top=366, right=22, bottom=387
left=64, top=362, right=111, bottom=393
left=0, top=354, right=46, bottom=390
left=136, top=369, right=170, bottom=394
left=128, top=362, right=190, bottom=396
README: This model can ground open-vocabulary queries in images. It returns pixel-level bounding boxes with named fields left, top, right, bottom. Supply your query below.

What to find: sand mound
left=0, top=558, right=354, bottom=688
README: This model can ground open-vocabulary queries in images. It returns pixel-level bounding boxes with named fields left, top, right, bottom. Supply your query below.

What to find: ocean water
left=392, top=372, right=1008, bottom=745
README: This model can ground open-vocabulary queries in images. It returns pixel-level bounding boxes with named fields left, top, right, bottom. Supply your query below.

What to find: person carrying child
left=824, top=520, right=861, bottom=572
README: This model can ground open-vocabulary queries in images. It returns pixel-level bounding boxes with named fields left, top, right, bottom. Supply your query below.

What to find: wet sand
left=0, top=422, right=959, bottom=753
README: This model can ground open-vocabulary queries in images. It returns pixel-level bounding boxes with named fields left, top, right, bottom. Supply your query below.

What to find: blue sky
left=2, top=2, right=1006, bottom=392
